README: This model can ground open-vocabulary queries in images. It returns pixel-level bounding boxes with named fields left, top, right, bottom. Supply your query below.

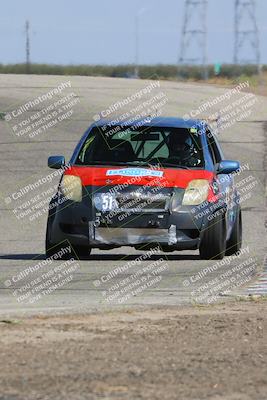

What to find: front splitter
left=89, top=223, right=177, bottom=246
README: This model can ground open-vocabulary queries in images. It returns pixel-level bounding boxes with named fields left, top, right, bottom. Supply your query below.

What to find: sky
left=0, top=0, right=266, bottom=65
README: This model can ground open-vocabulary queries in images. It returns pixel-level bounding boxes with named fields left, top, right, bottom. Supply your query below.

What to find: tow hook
left=148, top=220, right=160, bottom=228
left=93, top=217, right=101, bottom=227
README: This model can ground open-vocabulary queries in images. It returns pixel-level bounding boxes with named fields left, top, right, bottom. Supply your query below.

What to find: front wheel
left=46, top=241, right=91, bottom=260
left=45, top=219, right=72, bottom=259
left=226, top=208, right=242, bottom=256
left=71, top=245, right=91, bottom=260
left=45, top=215, right=91, bottom=260
left=45, top=216, right=71, bottom=259
left=199, top=213, right=226, bottom=260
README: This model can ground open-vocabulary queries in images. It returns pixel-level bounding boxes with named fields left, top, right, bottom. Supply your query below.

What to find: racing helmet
left=168, top=131, right=194, bottom=159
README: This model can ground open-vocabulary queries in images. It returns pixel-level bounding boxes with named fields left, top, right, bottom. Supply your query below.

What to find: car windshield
left=75, top=126, right=204, bottom=168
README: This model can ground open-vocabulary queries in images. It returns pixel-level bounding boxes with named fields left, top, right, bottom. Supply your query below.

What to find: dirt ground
left=0, top=301, right=266, bottom=400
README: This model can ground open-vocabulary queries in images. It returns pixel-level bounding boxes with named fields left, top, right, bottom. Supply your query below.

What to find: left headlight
left=182, top=179, right=209, bottom=206
left=59, top=175, right=82, bottom=202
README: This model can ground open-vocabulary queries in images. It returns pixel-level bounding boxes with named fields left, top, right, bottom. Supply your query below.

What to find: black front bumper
left=48, top=184, right=225, bottom=250
left=50, top=204, right=208, bottom=251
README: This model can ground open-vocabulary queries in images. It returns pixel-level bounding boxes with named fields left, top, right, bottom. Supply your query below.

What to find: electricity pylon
left=179, top=0, right=208, bottom=80
left=234, top=0, right=260, bottom=69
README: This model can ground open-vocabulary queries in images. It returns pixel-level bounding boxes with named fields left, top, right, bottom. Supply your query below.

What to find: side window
left=207, top=130, right=221, bottom=164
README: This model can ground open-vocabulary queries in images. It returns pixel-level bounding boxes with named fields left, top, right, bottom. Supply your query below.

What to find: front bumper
left=50, top=202, right=207, bottom=250
left=48, top=184, right=225, bottom=250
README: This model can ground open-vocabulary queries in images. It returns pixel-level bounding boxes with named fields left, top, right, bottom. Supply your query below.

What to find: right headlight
left=59, top=175, right=82, bottom=202
left=182, top=179, right=210, bottom=206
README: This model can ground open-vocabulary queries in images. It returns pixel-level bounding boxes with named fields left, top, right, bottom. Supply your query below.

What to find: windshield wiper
left=77, top=160, right=194, bottom=169
left=125, top=161, right=156, bottom=167
left=160, top=163, right=190, bottom=169
left=81, top=161, right=130, bottom=166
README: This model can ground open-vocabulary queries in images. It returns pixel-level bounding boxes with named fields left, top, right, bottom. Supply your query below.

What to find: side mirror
left=48, top=155, right=65, bottom=169
left=216, top=160, right=240, bottom=175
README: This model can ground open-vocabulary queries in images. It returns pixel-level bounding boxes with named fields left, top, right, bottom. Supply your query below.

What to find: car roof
left=93, top=116, right=207, bottom=130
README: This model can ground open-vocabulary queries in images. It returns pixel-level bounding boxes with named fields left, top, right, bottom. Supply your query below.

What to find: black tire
left=45, top=216, right=55, bottom=258
left=45, top=216, right=72, bottom=260
left=226, top=208, right=242, bottom=256
left=46, top=241, right=73, bottom=260
left=46, top=218, right=91, bottom=260
left=71, top=245, right=91, bottom=260
left=160, top=246, right=175, bottom=253
left=199, top=212, right=226, bottom=260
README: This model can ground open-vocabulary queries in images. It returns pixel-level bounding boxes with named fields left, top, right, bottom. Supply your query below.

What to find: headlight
left=182, top=179, right=209, bottom=205
left=59, top=175, right=82, bottom=202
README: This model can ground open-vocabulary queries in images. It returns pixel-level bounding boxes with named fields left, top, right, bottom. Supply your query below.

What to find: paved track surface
left=0, top=74, right=266, bottom=316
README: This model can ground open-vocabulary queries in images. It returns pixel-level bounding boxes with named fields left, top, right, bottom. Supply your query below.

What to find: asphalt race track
left=0, top=74, right=266, bottom=316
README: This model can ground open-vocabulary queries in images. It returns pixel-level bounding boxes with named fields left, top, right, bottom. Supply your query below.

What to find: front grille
left=116, top=193, right=169, bottom=212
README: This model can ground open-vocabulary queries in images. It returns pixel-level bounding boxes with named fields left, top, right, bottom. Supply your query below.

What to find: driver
left=168, top=131, right=201, bottom=166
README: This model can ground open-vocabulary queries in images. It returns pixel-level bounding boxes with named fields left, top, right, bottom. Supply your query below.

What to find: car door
left=206, top=130, right=235, bottom=240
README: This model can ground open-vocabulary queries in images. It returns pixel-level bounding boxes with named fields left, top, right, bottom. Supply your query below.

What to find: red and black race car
left=46, top=117, right=242, bottom=260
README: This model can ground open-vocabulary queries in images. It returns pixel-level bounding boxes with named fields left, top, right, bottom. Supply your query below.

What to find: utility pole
left=25, top=20, right=30, bottom=74
left=234, top=0, right=260, bottom=72
left=134, top=15, right=139, bottom=78
left=179, top=0, right=208, bottom=80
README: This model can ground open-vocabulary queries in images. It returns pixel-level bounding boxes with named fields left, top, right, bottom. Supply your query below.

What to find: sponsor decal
left=106, top=168, right=164, bottom=178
